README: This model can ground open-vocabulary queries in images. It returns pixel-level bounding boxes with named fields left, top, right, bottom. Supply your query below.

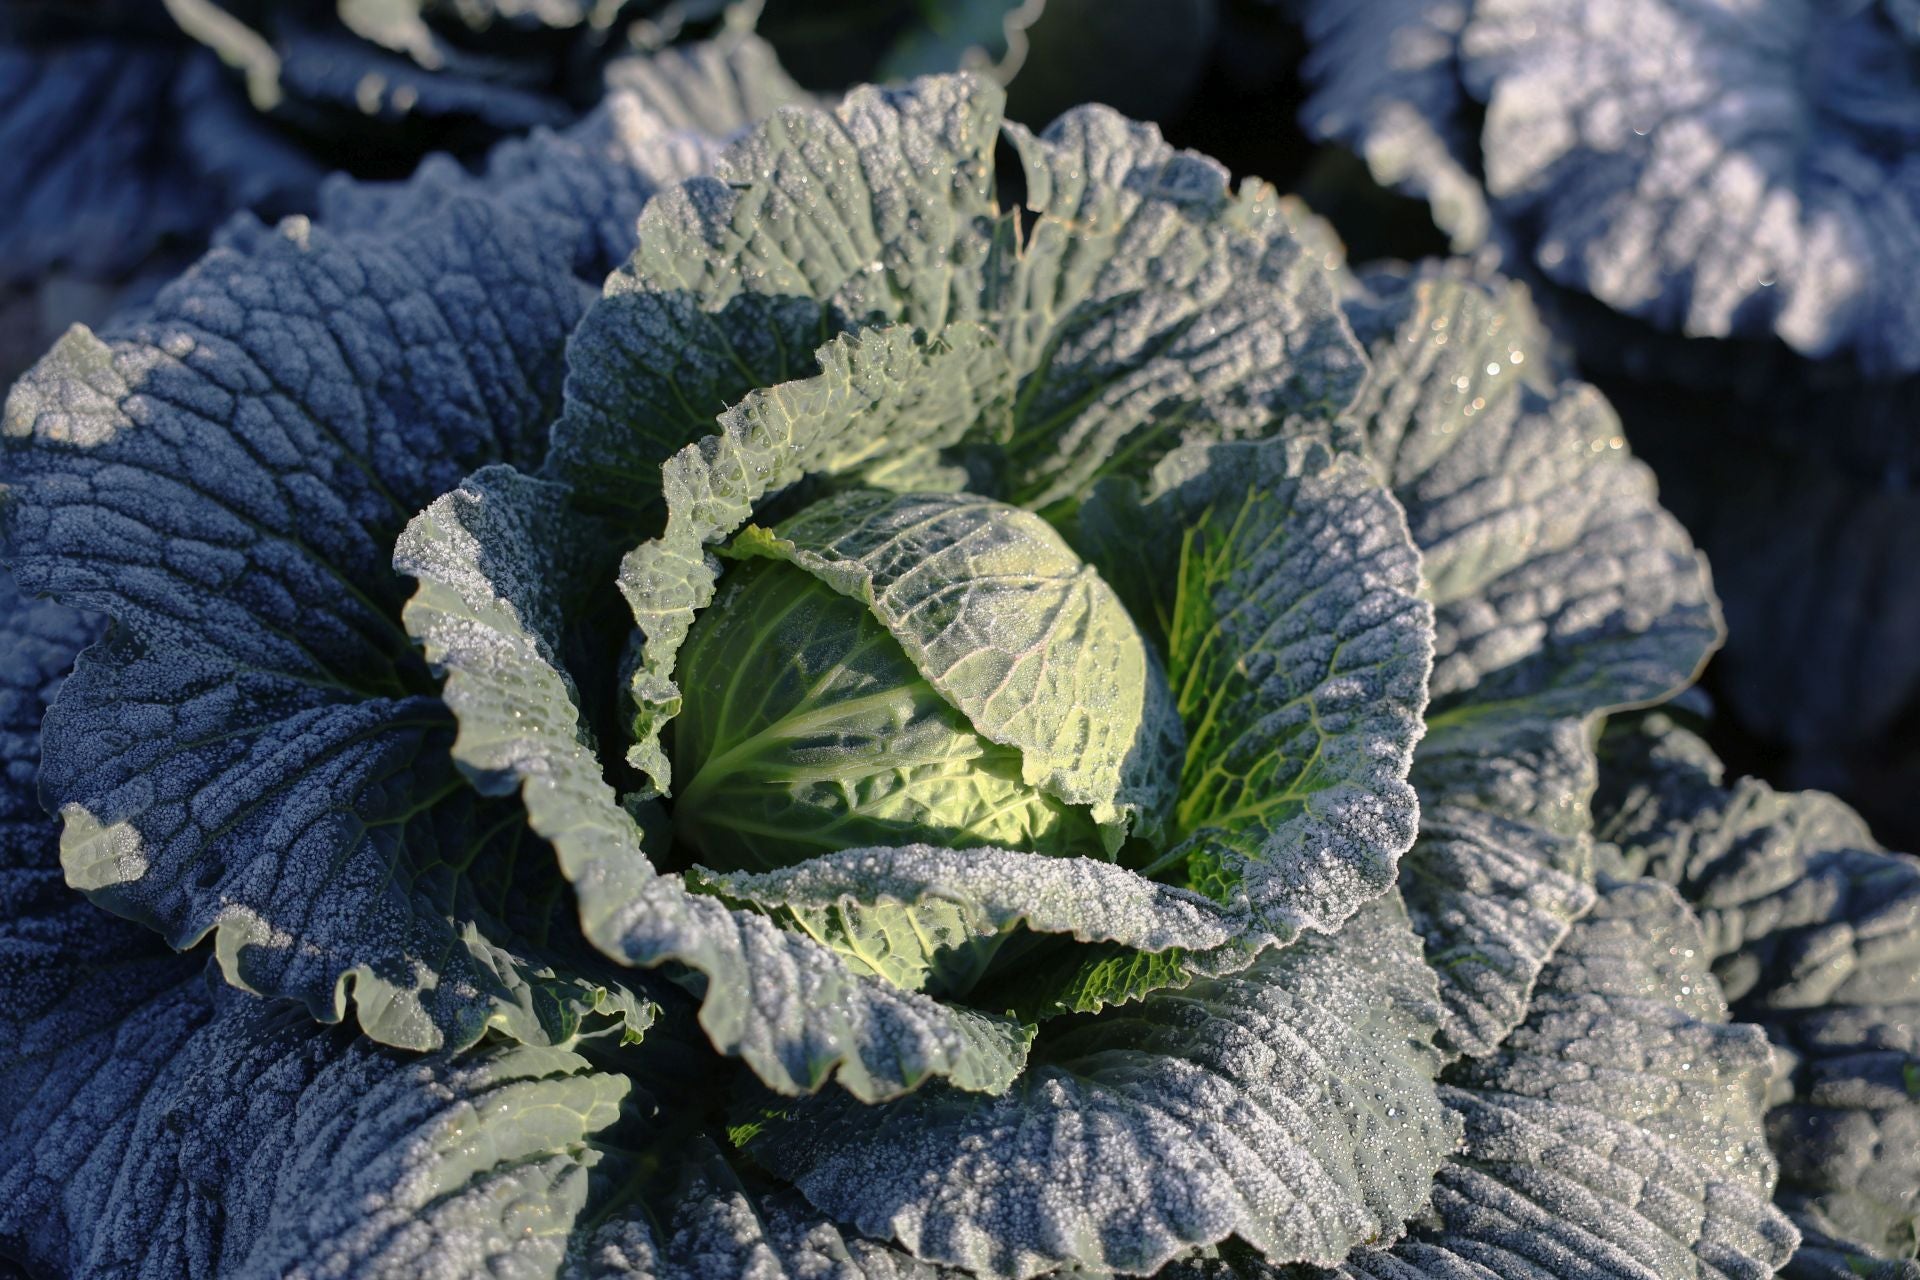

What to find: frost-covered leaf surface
left=0, top=94, right=693, bottom=1051
left=1074, top=436, right=1431, bottom=941
left=1596, top=714, right=1920, bottom=1270
left=1321, top=877, right=1799, bottom=1280
left=747, top=895, right=1456, bottom=1279
left=397, top=465, right=1034, bottom=1101
left=564, top=1135, right=962, bottom=1279
left=553, top=72, right=1365, bottom=521
left=1460, top=0, right=1920, bottom=371
left=312, top=69, right=726, bottom=279
left=692, top=843, right=1242, bottom=998
left=603, top=30, right=811, bottom=137
left=5, top=979, right=629, bottom=1280
left=1339, top=262, right=1720, bottom=1055
left=0, top=567, right=635, bottom=1279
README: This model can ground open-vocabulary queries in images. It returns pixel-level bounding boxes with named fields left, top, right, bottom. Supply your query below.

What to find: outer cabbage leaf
left=313, top=64, right=741, bottom=277
left=4, top=982, right=627, bottom=1280
left=0, top=92, right=701, bottom=1051
left=1341, top=262, right=1721, bottom=1055
left=1460, top=0, right=1920, bottom=372
left=1595, top=714, right=1920, bottom=1272
left=992, top=106, right=1365, bottom=510
left=1318, top=878, right=1799, bottom=1280
left=550, top=72, right=1364, bottom=521
left=397, top=465, right=1033, bottom=1101
left=1295, top=0, right=1491, bottom=252
left=0, top=567, right=638, bottom=1278
left=564, top=1135, right=961, bottom=1279
left=745, top=894, right=1457, bottom=1279
left=1072, top=435, right=1432, bottom=941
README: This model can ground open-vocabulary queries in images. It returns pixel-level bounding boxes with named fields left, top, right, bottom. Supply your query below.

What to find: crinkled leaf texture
left=746, top=893, right=1458, bottom=1279
left=1459, top=0, right=1920, bottom=372
left=1596, top=713, right=1920, bottom=1274
left=1339, top=261, right=1721, bottom=1055
left=721, top=487, right=1185, bottom=849
left=1311, top=877, right=1799, bottom=1280
left=397, top=466, right=1036, bottom=1101
left=602, top=29, right=811, bottom=138
left=0, top=84, right=712, bottom=1051
left=528, top=70, right=1404, bottom=1020
left=1297, top=0, right=1920, bottom=370
left=0, top=568, right=637, bottom=1278
left=561, top=1134, right=964, bottom=1279
left=1072, top=434, right=1432, bottom=945
left=551, top=71, right=1364, bottom=523
left=692, top=844, right=1244, bottom=998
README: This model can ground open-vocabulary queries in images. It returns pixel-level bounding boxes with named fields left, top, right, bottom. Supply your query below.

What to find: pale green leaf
left=691, top=842, right=1243, bottom=996
left=724, top=487, right=1183, bottom=848
left=616, top=324, right=1015, bottom=799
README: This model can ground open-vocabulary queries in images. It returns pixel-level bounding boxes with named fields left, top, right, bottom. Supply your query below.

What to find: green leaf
left=617, top=324, right=1016, bottom=800
left=548, top=74, right=1008, bottom=518
left=1343, top=262, right=1722, bottom=1055
left=1596, top=713, right=1920, bottom=1269
left=1074, top=435, right=1432, bottom=941
left=673, top=554, right=1107, bottom=872
left=993, top=111, right=1366, bottom=510
left=550, top=71, right=1364, bottom=525
left=1296, top=0, right=1491, bottom=252
left=691, top=842, right=1244, bottom=996
left=397, top=465, right=1032, bottom=1101
left=1326, top=878, right=1799, bottom=1279
left=746, top=894, right=1456, bottom=1279
left=563, top=1131, right=953, bottom=1279
left=5, top=980, right=628, bottom=1279
left=602, top=31, right=810, bottom=139
left=723, top=487, right=1183, bottom=849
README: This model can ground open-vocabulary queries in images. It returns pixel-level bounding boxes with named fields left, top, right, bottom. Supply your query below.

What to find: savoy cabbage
left=1289, top=0, right=1920, bottom=863
left=0, top=26, right=1905, bottom=1280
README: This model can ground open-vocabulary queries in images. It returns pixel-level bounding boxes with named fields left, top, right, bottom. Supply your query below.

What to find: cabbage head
left=0, top=56, right=1797, bottom=1280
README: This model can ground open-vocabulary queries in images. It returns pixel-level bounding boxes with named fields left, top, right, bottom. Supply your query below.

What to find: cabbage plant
left=0, top=62, right=1810, bottom=1280
left=1290, top=0, right=1920, bottom=893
